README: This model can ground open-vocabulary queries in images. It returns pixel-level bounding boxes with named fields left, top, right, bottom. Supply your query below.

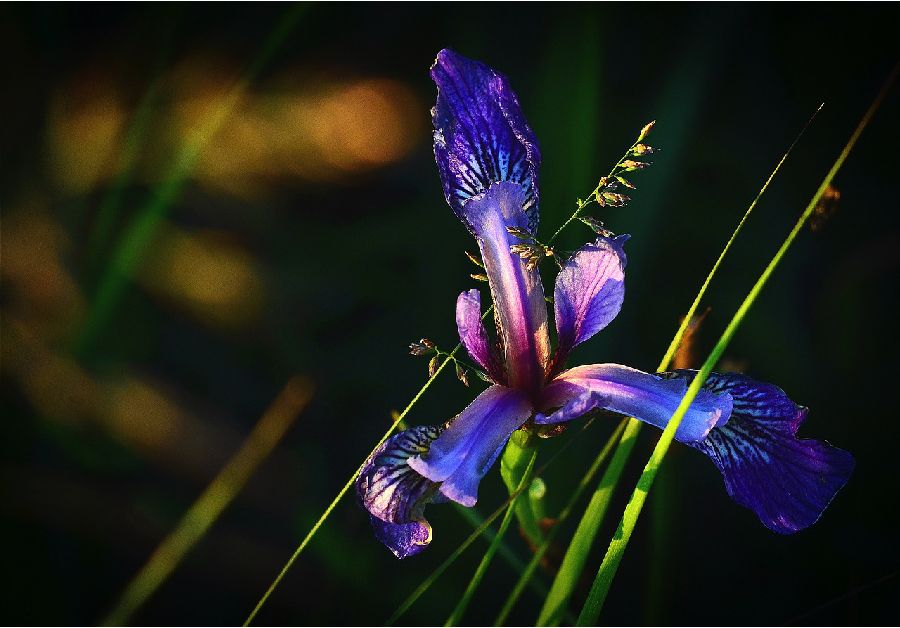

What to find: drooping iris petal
left=431, top=48, right=541, bottom=234
left=553, top=235, right=628, bottom=369
left=536, top=364, right=732, bottom=443
left=355, top=425, right=443, bottom=558
left=409, top=385, right=533, bottom=506
left=456, top=289, right=503, bottom=383
left=368, top=516, right=433, bottom=560
left=669, top=370, right=855, bottom=533
left=465, top=182, right=550, bottom=392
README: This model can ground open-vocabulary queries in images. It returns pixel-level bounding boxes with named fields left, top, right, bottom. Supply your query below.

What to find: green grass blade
left=73, top=3, right=307, bottom=358
left=494, top=418, right=627, bottom=626
left=102, top=377, right=312, bottom=626
left=444, top=451, right=538, bottom=626
left=535, top=104, right=820, bottom=626
left=244, top=340, right=464, bottom=626
left=575, top=66, right=898, bottom=626
left=452, top=504, right=550, bottom=600
left=534, top=418, right=639, bottom=626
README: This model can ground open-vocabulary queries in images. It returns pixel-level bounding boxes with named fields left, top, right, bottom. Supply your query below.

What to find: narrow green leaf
left=575, top=67, right=897, bottom=626
left=444, top=451, right=538, bottom=626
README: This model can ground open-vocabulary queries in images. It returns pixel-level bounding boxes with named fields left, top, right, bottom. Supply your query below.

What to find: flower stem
left=444, top=450, right=538, bottom=626
left=493, top=418, right=627, bottom=626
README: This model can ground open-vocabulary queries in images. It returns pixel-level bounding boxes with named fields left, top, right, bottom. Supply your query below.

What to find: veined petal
left=536, top=363, right=732, bottom=443
left=670, top=370, right=854, bottom=533
left=466, top=182, right=550, bottom=392
left=408, top=385, right=533, bottom=507
left=456, top=289, right=503, bottom=383
left=553, top=235, right=628, bottom=369
left=431, top=49, right=541, bottom=234
left=355, top=423, right=443, bottom=552
left=356, top=425, right=443, bottom=524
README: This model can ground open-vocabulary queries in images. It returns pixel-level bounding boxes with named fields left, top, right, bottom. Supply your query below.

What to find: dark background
left=2, top=2, right=898, bottom=625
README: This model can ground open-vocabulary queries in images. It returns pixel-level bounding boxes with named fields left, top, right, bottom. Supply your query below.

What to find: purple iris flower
left=355, top=49, right=854, bottom=559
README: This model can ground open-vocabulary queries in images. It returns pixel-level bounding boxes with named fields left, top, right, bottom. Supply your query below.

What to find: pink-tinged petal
left=465, top=182, right=550, bottom=393
left=456, top=289, right=503, bottom=383
left=536, top=363, right=731, bottom=443
left=431, top=49, right=541, bottom=235
left=670, top=370, right=854, bottom=533
left=553, top=235, right=628, bottom=369
left=408, top=385, right=533, bottom=507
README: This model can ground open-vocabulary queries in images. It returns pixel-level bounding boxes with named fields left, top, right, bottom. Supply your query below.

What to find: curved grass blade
left=535, top=103, right=822, bottom=627
left=84, top=7, right=182, bottom=285
left=575, top=65, right=898, bottom=626
left=494, top=418, right=627, bottom=626
left=444, top=451, right=538, bottom=626
left=73, top=3, right=307, bottom=358
left=102, top=376, right=312, bottom=626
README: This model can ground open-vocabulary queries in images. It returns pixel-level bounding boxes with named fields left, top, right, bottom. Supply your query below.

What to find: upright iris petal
left=431, top=48, right=541, bottom=234
left=456, top=289, right=503, bottom=383
left=553, top=235, right=628, bottom=372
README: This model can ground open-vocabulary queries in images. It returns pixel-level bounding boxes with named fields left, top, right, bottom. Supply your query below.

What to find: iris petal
left=355, top=425, right=442, bottom=525
left=671, top=370, right=855, bottom=533
left=553, top=235, right=628, bottom=370
left=408, top=385, right=533, bottom=506
left=536, top=363, right=732, bottom=443
left=369, top=516, right=433, bottom=560
left=456, top=289, right=503, bottom=383
left=431, top=48, right=541, bottom=234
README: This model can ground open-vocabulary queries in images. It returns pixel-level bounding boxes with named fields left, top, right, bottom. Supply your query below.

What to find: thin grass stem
left=243, top=340, right=464, bottom=626
left=444, top=450, right=538, bottom=626
left=494, top=418, right=627, bottom=626
left=102, top=376, right=312, bottom=626
left=452, top=504, right=550, bottom=599
left=575, top=64, right=898, bottom=626
left=536, top=103, right=823, bottom=626
left=385, top=484, right=520, bottom=626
